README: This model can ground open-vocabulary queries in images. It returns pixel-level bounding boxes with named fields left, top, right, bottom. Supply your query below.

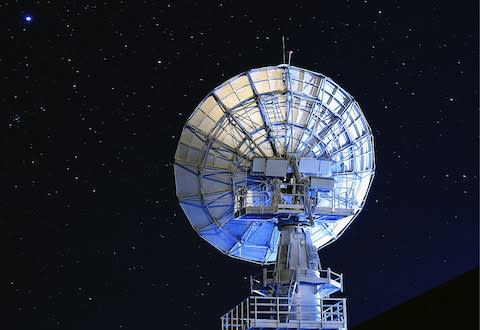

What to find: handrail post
left=276, top=297, right=280, bottom=326
left=341, top=273, right=344, bottom=292
left=235, top=306, right=237, bottom=329
left=241, top=299, right=244, bottom=326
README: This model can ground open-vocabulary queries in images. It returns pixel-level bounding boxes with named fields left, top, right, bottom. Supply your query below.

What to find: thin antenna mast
left=282, top=36, right=286, bottom=64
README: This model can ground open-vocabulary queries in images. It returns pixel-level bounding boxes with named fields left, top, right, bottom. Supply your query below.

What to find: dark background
left=2, top=1, right=478, bottom=329
left=353, top=268, right=479, bottom=329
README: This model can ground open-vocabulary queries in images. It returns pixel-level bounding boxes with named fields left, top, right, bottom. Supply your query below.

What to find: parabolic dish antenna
left=174, top=64, right=375, bottom=264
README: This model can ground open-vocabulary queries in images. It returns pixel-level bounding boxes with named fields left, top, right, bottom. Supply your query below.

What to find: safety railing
left=234, top=184, right=356, bottom=218
left=221, top=296, right=347, bottom=329
left=320, top=268, right=343, bottom=291
left=250, top=268, right=343, bottom=294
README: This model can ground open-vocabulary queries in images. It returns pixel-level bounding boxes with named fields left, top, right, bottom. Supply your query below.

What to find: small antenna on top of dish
left=288, top=50, right=294, bottom=66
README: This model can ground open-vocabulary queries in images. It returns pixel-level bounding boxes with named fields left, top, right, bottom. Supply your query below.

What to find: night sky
left=2, top=1, right=478, bottom=329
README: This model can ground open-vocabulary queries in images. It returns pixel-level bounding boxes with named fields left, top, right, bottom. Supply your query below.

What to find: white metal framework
left=221, top=296, right=347, bottom=329
left=174, top=64, right=375, bottom=264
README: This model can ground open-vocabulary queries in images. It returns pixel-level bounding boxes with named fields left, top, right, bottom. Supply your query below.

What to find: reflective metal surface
left=174, top=65, right=375, bottom=264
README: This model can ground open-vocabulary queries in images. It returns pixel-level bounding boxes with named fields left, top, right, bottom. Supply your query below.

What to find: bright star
left=25, top=15, right=32, bottom=22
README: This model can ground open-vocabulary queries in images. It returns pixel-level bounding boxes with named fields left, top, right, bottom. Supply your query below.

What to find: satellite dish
left=174, top=64, right=375, bottom=329
left=174, top=64, right=375, bottom=264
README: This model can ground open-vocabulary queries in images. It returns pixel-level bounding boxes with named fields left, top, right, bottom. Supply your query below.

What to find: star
left=24, top=15, right=32, bottom=22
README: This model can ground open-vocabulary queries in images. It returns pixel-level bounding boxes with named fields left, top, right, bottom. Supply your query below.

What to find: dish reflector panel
left=174, top=65, right=375, bottom=264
